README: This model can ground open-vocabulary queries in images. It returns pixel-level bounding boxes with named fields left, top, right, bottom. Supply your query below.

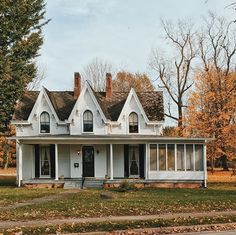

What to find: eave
left=10, top=134, right=213, bottom=145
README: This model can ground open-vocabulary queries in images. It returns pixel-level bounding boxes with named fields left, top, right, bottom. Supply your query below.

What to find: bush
left=118, top=180, right=134, bottom=192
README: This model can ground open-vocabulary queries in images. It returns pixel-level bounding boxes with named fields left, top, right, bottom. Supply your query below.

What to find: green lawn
left=9, top=215, right=236, bottom=235
left=0, top=188, right=63, bottom=206
left=0, top=183, right=235, bottom=221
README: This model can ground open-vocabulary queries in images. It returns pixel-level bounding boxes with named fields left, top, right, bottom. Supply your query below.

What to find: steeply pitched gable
left=13, top=91, right=39, bottom=121
left=13, top=87, right=164, bottom=122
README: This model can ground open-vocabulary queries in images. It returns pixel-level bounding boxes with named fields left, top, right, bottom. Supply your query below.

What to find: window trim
left=83, top=110, right=93, bottom=133
left=128, top=112, right=139, bottom=133
left=40, top=111, right=50, bottom=134
left=149, top=143, right=204, bottom=172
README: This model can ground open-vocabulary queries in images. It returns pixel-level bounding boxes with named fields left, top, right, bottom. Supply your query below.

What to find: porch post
left=110, top=143, right=113, bottom=180
left=145, top=143, right=149, bottom=180
left=55, top=144, right=59, bottom=180
left=203, top=143, right=207, bottom=188
left=18, top=143, right=23, bottom=187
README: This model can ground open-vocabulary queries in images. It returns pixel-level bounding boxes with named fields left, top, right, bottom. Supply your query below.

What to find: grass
left=0, top=183, right=235, bottom=221
left=0, top=188, right=63, bottom=206
left=2, top=215, right=236, bottom=234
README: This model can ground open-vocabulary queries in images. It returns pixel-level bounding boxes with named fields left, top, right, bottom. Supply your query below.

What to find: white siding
left=58, top=145, right=70, bottom=178
left=70, top=145, right=82, bottom=178
left=113, top=145, right=124, bottom=178
left=149, top=171, right=204, bottom=180
left=22, top=144, right=34, bottom=180
left=94, top=145, right=106, bottom=178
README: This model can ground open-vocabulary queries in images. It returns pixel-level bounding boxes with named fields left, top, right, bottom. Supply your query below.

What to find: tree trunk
left=4, top=157, right=8, bottom=169
left=221, top=155, right=229, bottom=171
left=178, top=106, right=183, bottom=136
left=211, top=156, right=214, bottom=174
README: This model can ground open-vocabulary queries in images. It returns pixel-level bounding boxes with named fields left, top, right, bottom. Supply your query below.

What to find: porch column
left=55, top=144, right=59, bottom=180
left=203, top=144, right=207, bottom=188
left=110, top=143, right=113, bottom=180
left=145, top=143, right=149, bottom=180
left=18, top=143, right=22, bottom=187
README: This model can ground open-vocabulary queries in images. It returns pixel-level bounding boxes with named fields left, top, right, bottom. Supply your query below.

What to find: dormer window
left=83, top=110, right=93, bottom=132
left=129, top=112, right=138, bottom=133
left=40, top=112, right=50, bottom=133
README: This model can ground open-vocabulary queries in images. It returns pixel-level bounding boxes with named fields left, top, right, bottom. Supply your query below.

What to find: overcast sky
left=38, top=0, right=235, bottom=91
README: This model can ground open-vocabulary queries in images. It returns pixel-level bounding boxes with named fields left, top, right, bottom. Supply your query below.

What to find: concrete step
left=82, top=179, right=104, bottom=188
left=64, top=181, right=82, bottom=189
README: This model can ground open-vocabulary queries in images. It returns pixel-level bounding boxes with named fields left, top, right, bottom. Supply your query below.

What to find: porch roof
left=12, top=134, right=212, bottom=145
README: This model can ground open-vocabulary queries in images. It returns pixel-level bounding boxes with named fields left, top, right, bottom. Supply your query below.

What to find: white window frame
left=149, top=143, right=205, bottom=172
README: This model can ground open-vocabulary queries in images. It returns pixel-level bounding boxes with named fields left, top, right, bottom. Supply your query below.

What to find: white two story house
left=12, top=72, right=208, bottom=188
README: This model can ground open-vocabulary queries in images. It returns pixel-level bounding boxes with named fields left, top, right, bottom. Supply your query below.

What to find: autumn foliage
left=112, top=71, right=154, bottom=92
left=187, top=69, right=236, bottom=166
left=0, top=126, right=16, bottom=168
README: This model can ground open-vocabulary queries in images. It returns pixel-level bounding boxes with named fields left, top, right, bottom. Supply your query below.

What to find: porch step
left=63, top=180, right=82, bottom=189
left=82, top=178, right=104, bottom=188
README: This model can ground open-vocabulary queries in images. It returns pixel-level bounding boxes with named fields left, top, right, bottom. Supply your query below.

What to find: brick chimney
left=74, top=72, right=81, bottom=98
left=106, top=73, right=112, bottom=99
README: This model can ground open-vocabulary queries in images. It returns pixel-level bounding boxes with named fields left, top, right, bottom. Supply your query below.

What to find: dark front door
left=82, top=147, right=94, bottom=177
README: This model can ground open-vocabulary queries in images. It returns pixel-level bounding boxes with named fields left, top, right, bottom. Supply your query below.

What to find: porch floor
left=22, top=178, right=204, bottom=189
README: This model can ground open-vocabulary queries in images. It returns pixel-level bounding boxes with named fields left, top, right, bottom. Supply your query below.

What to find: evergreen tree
left=0, top=0, right=49, bottom=131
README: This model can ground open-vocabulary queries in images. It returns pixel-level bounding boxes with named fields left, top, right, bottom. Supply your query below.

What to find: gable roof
left=13, top=91, right=39, bottom=121
left=13, top=90, right=77, bottom=121
left=13, top=89, right=164, bottom=122
left=44, top=89, right=76, bottom=121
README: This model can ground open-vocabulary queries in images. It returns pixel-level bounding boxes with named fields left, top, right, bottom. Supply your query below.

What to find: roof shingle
left=13, top=88, right=164, bottom=122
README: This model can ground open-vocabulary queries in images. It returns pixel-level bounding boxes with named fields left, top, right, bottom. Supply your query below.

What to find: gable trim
left=27, top=87, right=64, bottom=125
left=68, top=82, right=108, bottom=123
left=117, top=88, right=148, bottom=123
left=117, top=89, right=164, bottom=126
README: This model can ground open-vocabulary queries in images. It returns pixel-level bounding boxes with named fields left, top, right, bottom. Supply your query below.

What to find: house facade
left=12, top=73, right=208, bottom=188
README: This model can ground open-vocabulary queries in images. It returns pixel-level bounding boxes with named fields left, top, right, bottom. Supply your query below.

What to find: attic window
left=40, top=112, right=50, bottom=133
left=83, top=110, right=93, bottom=132
left=129, top=112, right=138, bottom=133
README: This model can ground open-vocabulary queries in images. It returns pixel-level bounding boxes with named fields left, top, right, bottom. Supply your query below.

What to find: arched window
left=83, top=110, right=93, bottom=132
left=40, top=112, right=50, bottom=133
left=129, top=112, right=138, bottom=133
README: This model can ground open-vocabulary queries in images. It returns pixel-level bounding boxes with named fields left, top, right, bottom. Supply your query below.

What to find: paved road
left=177, top=231, right=236, bottom=235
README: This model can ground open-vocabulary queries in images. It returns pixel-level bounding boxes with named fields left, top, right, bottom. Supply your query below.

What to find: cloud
left=48, top=0, right=117, bottom=17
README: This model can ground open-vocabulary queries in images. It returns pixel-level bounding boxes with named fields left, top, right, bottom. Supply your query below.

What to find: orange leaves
left=0, top=126, right=16, bottom=167
left=186, top=69, right=236, bottom=160
left=112, top=72, right=154, bottom=92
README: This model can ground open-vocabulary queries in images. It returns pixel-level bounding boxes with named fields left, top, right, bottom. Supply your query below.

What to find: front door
left=82, top=146, right=94, bottom=177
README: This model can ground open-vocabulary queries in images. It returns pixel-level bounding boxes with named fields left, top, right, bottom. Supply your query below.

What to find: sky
left=38, top=0, right=236, bottom=91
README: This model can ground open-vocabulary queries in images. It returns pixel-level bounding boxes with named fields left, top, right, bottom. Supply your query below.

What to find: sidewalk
left=0, top=210, right=236, bottom=229
left=64, top=223, right=236, bottom=235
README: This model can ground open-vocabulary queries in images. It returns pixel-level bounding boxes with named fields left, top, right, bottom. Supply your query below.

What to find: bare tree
left=195, top=12, right=236, bottom=169
left=198, top=12, right=236, bottom=76
left=27, top=64, right=46, bottom=91
left=82, top=58, right=115, bottom=91
left=149, top=20, right=196, bottom=134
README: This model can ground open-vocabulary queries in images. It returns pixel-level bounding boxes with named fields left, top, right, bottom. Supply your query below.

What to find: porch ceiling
left=11, top=134, right=211, bottom=145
